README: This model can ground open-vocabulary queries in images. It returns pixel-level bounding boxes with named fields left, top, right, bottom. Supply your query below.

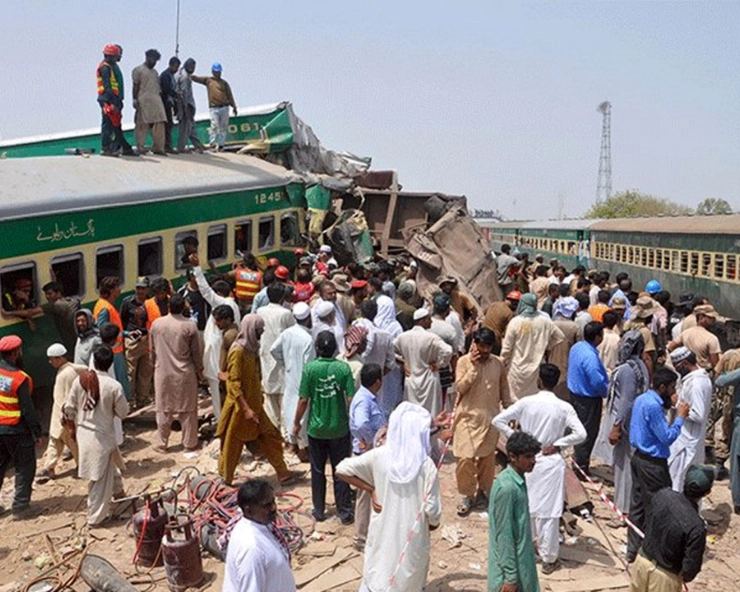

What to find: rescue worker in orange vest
left=97, top=44, right=136, bottom=157
left=0, top=335, right=44, bottom=518
left=233, top=253, right=262, bottom=313
left=93, top=277, right=130, bottom=399
left=144, top=278, right=172, bottom=331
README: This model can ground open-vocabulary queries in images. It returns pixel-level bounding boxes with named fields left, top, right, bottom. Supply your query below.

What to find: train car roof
left=482, top=219, right=602, bottom=231
left=0, top=152, right=303, bottom=221
left=591, top=215, right=740, bottom=234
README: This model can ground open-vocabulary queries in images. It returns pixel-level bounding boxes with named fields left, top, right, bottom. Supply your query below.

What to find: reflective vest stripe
left=235, top=269, right=261, bottom=301
left=93, top=299, right=124, bottom=354
left=96, top=61, right=119, bottom=97
left=0, top=394, right=19, bottom=404
left=0, top=368, right=30, bottom=426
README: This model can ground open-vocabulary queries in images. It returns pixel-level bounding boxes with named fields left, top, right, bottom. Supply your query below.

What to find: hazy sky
left=1, top=1, right=738, bottom=218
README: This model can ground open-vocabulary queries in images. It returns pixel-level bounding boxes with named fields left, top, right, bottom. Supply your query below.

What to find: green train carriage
left=0, top=152, right=307, bottom=423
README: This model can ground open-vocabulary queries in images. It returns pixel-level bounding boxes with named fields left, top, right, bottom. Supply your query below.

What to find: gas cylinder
left=162, top=517, right=204, bottom=592
left=132, top=496, right=168, bottom=567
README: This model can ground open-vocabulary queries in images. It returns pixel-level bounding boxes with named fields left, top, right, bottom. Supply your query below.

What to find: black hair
left=145, top=48, right=162, bottom=60
left=237, top=478, right=273, bottom=513
left=577, top=277, right=591, bottom=289
left=652, top=366, right=678, bottom=391
left=169, top=293, right=186, bottom=314
left=602, top=310, right=619, bottom=330
left=473, top=327, right=496, bottom=347
left=183, top=58, right=196, bottom=69
left=267, top=283, right=285, bottom=304
left=360, top=363, right=383, bottom=388
left=315, top=331, right=337, bottom=358
left=615, top=272, right=629, bottom=283
left=92, top=343, right=114, bottom=372
left=501, top=244, right=511, bottom=254
left=98, top=276, right=121, bottom=298
left=654, top=290, right=671, bottom=307
left=598, top=289, right=611, bottom=304
left=583, top=321, right=604, bottom=344
left=368, top=277, right=384, bottom=292
left=319, top=280, right=336, bottom=296
left=573, top=265, right=586, bottom=275
left=536, top=265, right=549, bottom=277
left=262, top=269, right=276, bottom=287
left=99, top=322, right=120, bottom=345
left=548, top=283, right=561, bottom=295
left=213, top=280, right=231, bottom=297
left=182, top=235, right=199, bottom=247
left=360, top=299, right=378, bottom=322
left=212, top=304, right=235, bottom=322
left=42, top=281, right=63, bottom=293
left=169, top=56, right=181, bottom=67
left=574, top=292, right=590, bottom=310
left=539, top=363, right=561, bottom=390
left=151, top=277, right=170, bottom=294
left=506, top=431, right=541, bottom=456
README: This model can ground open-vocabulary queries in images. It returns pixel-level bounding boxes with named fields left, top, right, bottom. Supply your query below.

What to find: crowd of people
left=96, top=44, right=238, bottom=157
left=1, top=237, right=738, bottom=592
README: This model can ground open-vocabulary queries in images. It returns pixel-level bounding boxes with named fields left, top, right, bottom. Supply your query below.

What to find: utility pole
left=595, top=101, right=612, bottom=204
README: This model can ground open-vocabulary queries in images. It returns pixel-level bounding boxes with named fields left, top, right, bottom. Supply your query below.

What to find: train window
left=641, top=248, right=648, bottom=267
left=51, top=253, right=85, bottom=298
left=690, top=252, right=699, bottom=275
left=138, top=237, right=163, bottom=277
left=727, top=255, right=738, bottom=281
left=208, top=225, right=228, bottom=262
left=280, top=212, right=300, bottom=247
left=647, top=248, right=655, bottom=268
left=567, top=241, right=576, bottom=255
left=258, top=216, right=275, bottom=251
left=701, top=253, right=712, bottom=278
left=234, top=220, right=253, bottom=256
left=678, top=251, right=688, bottom=274
left=96, top=245, right=124, bottom=287
left=714, top=254, right=725, bottom=280
left=1, top=262, right=37, bottom=312
left=175, top=230, right=198, bottom=270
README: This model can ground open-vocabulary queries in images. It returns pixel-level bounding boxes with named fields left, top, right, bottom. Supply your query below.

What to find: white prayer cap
left=316, top=301, right=335, bottom=319
left=670, top=346, right=692, bottom=365
left=46, top=343, right=67, bottom=357
left=413, top=308, right=430, bottom=321
left=293, top=302, right=311, bottom=321
left=319, top=245, right=332, bottom=254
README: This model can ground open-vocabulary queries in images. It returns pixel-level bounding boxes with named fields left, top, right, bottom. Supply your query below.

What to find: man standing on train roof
left=175, top=58, right=206, bottom=153
left=0, top=335, right=44, bottom=519
left=159, top=56, right=181, bottom=154
left=96, top=44, right=135, bottom=157
left=132, top=49, right=167, bottom=155
left=192, top=62, right=237, bottom=151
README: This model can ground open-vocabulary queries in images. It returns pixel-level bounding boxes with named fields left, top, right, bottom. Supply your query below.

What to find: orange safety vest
left=0, top=367, right=33, bottom=426
left=96, top=61, right=119, bottom=97
left=235, top=269, right=262, bottom=303
left=93, top=298, right=124, bottom=354
left=144, top=297, right=165, bottom=331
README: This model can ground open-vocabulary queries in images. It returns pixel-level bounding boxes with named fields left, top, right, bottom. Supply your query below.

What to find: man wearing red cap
left=97, top=44, right=136, bottom=157
left=0, top=335, right=44, bottom=518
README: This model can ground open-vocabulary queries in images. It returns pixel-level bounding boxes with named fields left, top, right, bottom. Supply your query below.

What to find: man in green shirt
left=488, top=431, right=541, bottom=592
left=294, top=331, right=355, bottom=524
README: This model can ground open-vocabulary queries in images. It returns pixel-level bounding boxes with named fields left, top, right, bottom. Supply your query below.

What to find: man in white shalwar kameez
left=337, top=402, right=442, bottom=592
left=222, top=479, right=296, bottom=592
left=668, top=347, right=712, bottom=491
left=257, top=284, right=295, bottom=432
left=393, top=309, right=453, bottom=419
left=63, top=345, right=129, bottom=526
left=501, top=294, right=565, bottom=399
left=190, top=258, right=240, bottom=421
left=353, top=300, right=396, bottom=380
left=492, top=363, right=586, bottom=573
left=270, top=302, right=314, bottom=452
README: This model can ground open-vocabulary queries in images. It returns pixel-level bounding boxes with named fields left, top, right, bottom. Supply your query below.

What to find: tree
left=696, top=198, right=732, bottom=216
left=583, top=190, right=693, bottom=219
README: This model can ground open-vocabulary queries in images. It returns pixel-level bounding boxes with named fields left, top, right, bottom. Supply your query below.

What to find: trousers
left=629, top=553, right=682, bottom=592
left=125, top=336, right=152, bottom=406
left=531, top=516, right=560, bottom=564
left=43, top=429, right=79, bottom=472
left=134, top=117, right=165, bottom=152
left=87, top=455, right=124, bottom=526
left=355, top=487, right=372, bottom=545
left=208, top=106, right=230, bottom=147
left=263, top=393, right=283, bottom=439
left=707, top=386, right=734, bottom=461
left=156, top=410, right=199, bottom=450
left=0, top=433, right=36, bottom=510
left=571, top=394, right=603, bottom=473
left=177, top=105, right=205, bottom=152
left=455, top=454, right=496, bottom=500
left=308, top=434, right=353, bottom=521
left=627, top=451, right=672, bottom=560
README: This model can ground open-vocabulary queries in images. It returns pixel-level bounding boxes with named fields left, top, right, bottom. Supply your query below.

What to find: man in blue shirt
left=567, top=321, right=609, bottom=478
left=348, top=363, right=386, bottom=551
left=627, top=367, right=690, bottom=562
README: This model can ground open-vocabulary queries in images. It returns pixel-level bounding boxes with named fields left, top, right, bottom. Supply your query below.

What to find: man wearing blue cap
left=193, top=63, right=238, bottom=151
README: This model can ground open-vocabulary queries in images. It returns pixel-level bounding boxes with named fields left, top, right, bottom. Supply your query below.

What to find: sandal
left=456, top=497, right=473, bottom=517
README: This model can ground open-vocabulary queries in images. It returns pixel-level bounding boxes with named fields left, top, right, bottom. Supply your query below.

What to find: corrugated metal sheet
left=591, top=215, right=740, bottom=234
left=0, top=153, right=303, bottom=220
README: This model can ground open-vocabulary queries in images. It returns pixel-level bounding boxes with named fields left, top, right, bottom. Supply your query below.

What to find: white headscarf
left=374, top=294, right=403, bottom=339
left=387, top=402, right=431, bottom=484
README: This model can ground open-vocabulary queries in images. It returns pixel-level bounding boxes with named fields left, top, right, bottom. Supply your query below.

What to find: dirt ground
left=2, top=412, right=740, bottom=592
